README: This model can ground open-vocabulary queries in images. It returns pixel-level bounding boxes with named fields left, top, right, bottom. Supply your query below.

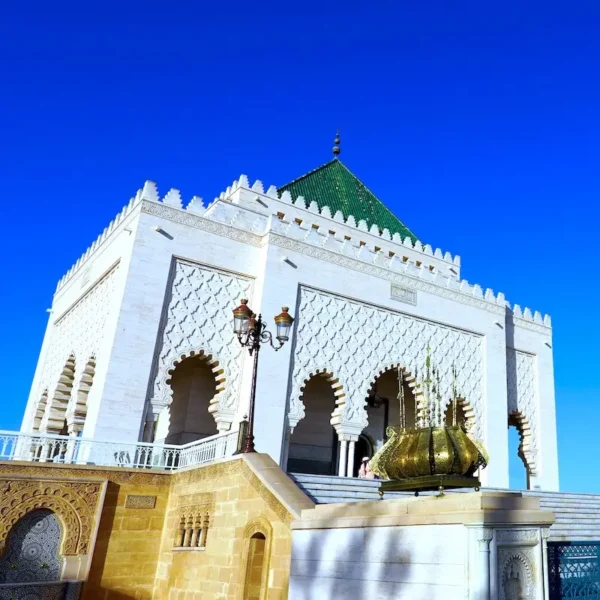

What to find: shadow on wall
left=81, top=481, right=120, bottom=599
left=291, top=502, right=412, bottom=599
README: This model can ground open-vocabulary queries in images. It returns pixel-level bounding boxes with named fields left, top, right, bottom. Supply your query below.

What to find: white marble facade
left=21, top=171, right=559, bottom=490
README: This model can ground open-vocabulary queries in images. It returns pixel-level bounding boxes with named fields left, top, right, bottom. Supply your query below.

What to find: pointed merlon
left=163, top=189, right=183, bottom=209
left=294, top=195, right=306, bottom=209
left=251, top=180, right=264, bottom=193
left=187, top=196, right=205, bottom=214
left=238, top=175, right=250, bottom=188
left=141, top=181, right=159, bottom=202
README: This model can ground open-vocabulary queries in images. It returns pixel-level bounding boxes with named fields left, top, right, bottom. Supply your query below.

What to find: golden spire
left=332, top=130, right=341, bottom=157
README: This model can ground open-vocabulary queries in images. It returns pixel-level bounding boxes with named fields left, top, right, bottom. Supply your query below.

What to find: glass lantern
left=233, top=299, right=252, bottom=335
left=274, top=307, right=294, bottom=342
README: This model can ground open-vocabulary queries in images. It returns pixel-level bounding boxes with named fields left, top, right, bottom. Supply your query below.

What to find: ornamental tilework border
left=150, top=260, right=253, bottom=425
left=507, top=349, right=538, bottom=458
left=289, top=287, right=484, bottom=438
left=38, top=265, right=120, bottom=404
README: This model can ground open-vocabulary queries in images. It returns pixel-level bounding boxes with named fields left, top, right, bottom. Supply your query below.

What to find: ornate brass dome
left=369, top=349, right=489, bottom=494
left=369, top=423, right=489, bottom=493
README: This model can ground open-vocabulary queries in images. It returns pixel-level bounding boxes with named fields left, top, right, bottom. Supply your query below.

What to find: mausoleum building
left=20, top=149, right=558, bottom=491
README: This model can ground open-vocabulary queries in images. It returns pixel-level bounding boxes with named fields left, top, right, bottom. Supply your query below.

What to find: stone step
left=290, top=474, right=380, bottom=487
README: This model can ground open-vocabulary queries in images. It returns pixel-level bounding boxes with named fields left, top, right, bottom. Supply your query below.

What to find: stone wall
left=152, top=453, right=313, bottom=600
left=0, top=454, right=313, bottom=600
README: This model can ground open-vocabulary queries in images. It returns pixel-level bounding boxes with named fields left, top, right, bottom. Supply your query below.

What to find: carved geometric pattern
left=507, top=349, right=538, bottom=473
left=0, top=479, right=103, bottom=557
left=34, top=265, right=119, bottom=431
left=0, top=582, right=70, bottom=600
left=548, top=542, right=600, bottom=599
left=289, top=287, right=484, bottom=438
left=150, top=260, right=252, bottom=428
left=125, top=495, right=156, bottom=509
left=0, top=509, right=62, bottom=584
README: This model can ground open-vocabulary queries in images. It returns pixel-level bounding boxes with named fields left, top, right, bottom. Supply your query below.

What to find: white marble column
left=347, top=440, right=356, bottom=477
left=541, top=528, right=550, bottom=600
left=338, top=440, right=348, bottom=477
left=468, top=527, right=493, bottom=600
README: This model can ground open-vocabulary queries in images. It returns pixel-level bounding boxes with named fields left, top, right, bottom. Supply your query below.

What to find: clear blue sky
left=1, top=2, right=598, bottom=492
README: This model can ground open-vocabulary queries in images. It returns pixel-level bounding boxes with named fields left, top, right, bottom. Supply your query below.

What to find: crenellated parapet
left=54, top=176, right=552, bottom=331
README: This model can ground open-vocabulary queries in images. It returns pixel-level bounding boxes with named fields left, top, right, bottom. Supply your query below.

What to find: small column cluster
left=174, top=510, right=210, bottom=549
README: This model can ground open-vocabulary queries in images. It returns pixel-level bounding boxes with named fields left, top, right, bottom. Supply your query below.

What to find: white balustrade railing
left=0, top=429, right=239, bottom=471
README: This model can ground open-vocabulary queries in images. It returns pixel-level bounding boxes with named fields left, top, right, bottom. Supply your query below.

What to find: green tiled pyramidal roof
left=279, top=158, right=417, bottom=243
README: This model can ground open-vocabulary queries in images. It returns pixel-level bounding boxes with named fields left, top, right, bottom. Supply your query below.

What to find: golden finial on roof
left=333, top=130, right=341, bottom=156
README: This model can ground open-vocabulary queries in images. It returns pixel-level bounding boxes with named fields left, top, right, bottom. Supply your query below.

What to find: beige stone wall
left=0, top=462, right=171, bottom=600
left=86, top=473, right=171, bottom=600
left=0, top=454, right=312, bottom=600
left=153, top=454, right=311, bottom=600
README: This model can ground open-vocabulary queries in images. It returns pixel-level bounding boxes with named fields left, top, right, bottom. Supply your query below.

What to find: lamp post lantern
left=232, top=299, right=294, bottom=453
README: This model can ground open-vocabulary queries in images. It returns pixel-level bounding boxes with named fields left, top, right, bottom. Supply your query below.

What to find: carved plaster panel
left=288, top=287, right=484, bottom=438
left=499, top=547, right=536, bottom=600
left=37, top=265, right=119, bottom=419
left=0, top=479, right=103, bottom=557
left=150, top=260, right=252, bottom=427
left=507, top=349, right=538, bottom=468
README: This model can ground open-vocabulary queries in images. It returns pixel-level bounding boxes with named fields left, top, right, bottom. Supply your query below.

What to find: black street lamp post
left=232, top=299, right=294, bottom=453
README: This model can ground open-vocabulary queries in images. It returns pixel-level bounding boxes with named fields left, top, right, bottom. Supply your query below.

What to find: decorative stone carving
left=150, top=260, right=253, bottom=429
left=496, top=529, right=538, bottom=544
left=35, top=265, right=119, bottom=429
left=390, top=284, right=417, bottom=306
left=141, top=200, right=264, bottom=247
left=174, top=493, right=214, bottom=549
left=125, top=495, right=156, bottom=509
left=499, top=549, right=535, bottom=600
left=289, top=287, right=484, bottom=437
left=269, top=233, right=506, bottom=316
left=0, top=479, right=103, bottom=557
left=507, top=349, right=538, bottom=472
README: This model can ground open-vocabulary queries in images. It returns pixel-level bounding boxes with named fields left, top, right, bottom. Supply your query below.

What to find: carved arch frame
left=509, top=410, right=537, bottom=477
left=32, top=389, right=49, bottom=432
left=288, top=368, right=346, bottom=433
left=66, top=355, right=96, bottom=435
left=0, top=496, right=83, bottom=557
left=362, top=362, right=420, bottom=426
left=159, top=348, right=229, bottom=431
left=41, top=353, right=76, bottom=434
left=237, top=516, right=273, bottom=600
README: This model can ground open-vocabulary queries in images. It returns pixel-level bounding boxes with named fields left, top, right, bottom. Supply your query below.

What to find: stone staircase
left=289, top=473, right=600, bottom=542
